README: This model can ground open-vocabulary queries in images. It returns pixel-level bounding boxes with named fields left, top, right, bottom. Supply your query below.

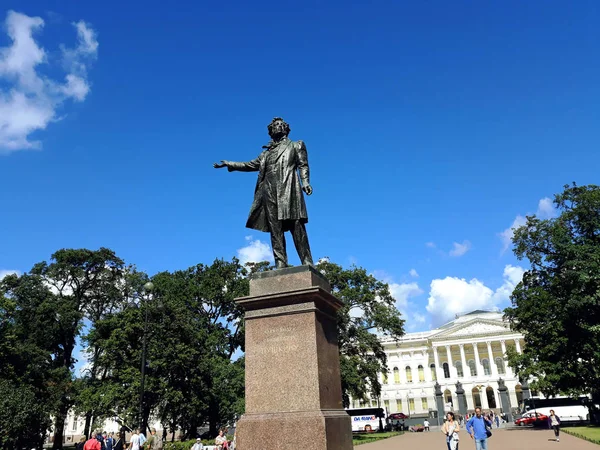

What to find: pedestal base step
left=236, top=409, right=353, bottom=450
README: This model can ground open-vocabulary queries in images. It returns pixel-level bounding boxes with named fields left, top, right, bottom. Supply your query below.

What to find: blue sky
left=1, top=1, right=599, bottom=338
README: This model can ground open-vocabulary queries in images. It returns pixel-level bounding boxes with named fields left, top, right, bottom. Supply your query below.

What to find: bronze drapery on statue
left=214, top=117, right=314, bottom=269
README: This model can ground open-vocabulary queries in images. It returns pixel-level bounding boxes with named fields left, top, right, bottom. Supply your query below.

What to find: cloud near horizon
left=237, top=236, right=274, bottom=265
left=0, top=10, right=98, bottom=153
left=499, top=197, right=557, bottom=252
left=0, top=269, right=21, bottom=279
left=425, top=264, right=525, bottom=326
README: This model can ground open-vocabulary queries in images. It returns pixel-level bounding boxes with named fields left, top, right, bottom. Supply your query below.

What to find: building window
left=405, top=366, right=413, bottom=383
left=443, top=362, right=450, bottom=379
left=482, top=359, right=491, bottom=376
left=384, top=400, right=390, bottom=412
left=408, top=398, right=415, bottom=412
left=72, top=417, right=77, bottom=431
left=421, top=397, right=428, bottom=410
left=430, top=363, right=437, bottom=381
left=382, top=371, right=388, bottom=384
left=444, top=389, right=453, bottom=406
left=455, top=361, right=464, bottom=378
left=418, top=365, right=425, bottom=382
left=468, top=359, right=477, bottom=377
left=486, top=386, right=497, bottom=408
left=393, top=367, right=400, bottom=384
left=495, top=357, right=505, bottom=375
left=396, top=399, right=403, bottom=412
left=472, top=387, right=482, bottom=408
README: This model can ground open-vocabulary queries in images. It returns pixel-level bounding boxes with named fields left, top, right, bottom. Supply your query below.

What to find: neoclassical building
left=353, top=310, right=530, bottom=416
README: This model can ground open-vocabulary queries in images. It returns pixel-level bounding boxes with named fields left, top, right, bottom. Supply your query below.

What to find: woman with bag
left=441, top=412, right=460, bottom=450
left=548, top=410, right=561, bottom=442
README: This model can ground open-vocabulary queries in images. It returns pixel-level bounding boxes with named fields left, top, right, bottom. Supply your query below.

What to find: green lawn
left=563, top=426, right=600, bottom=445
left=353, top=431, right=403, bottom=445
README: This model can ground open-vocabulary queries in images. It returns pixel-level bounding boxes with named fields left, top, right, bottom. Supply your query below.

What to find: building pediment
left=432, top=319, right=510, bottom=340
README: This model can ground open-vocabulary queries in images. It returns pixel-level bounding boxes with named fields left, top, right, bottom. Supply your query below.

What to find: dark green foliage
left=504, top=184, right=600, bottom=409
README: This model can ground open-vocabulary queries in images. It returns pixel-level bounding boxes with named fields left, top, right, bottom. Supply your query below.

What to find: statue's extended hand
left=302, top=185, right=313, bottom=196
left=213, top=161, right=227, bottom=169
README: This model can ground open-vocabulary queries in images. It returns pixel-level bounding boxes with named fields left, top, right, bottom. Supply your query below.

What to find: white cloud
left=500, top=197, right=558, bottom=253
left=499, top=215, right=527, bottom=253
left=426, top=264, right=524, bottom=326
left=237, top=236, right=274, bottom=265
left=0, top=11, right=98, bottom=154
left=0, top=269, right=20, bottom=280
left=409, top=268, right=419, bottom=278
left=389, top=282, right=423, bottom=311
left=537, top=197, right=556, bottom=219
left=449, top=240, right=471, bottom=257
left=425, top=242, right=436, bottom=248
left=413, top=312, right=426, bottom=324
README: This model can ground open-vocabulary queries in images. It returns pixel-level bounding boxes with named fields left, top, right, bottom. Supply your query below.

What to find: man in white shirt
left=129, top=429, right=140, bottom=450
left=424, top=419, right=430, bottom=431
left=191, top=438, right=203, bottom=450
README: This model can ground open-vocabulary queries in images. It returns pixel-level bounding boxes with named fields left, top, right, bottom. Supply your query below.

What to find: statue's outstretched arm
left=213, top=156, right=260, bottom=172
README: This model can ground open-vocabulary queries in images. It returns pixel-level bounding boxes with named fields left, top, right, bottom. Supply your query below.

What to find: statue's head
left=267, top=117, right=290, bottom=140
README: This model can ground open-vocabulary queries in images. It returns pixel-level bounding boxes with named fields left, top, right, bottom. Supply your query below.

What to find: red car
left=515, top=412, right=548, bottom=426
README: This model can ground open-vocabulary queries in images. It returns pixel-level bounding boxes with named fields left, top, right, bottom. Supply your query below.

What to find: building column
left=446, top=345, right=457, bottom=379
left=501, top=340, right=514, bottom=378
left=424, top=352, right=432, bottom=382
left=480, top=386, right=489, bottom=410
left=459, top=344, right=468, bottom=378
left=472, top=343, right=483, bottom=378
left=487, top=341, right=498, bottom=376
left=514, top=338, right=522, bottom=354
left=465, top=384, right=475, bottom=410
left=433, top=346, right=443, bottom=381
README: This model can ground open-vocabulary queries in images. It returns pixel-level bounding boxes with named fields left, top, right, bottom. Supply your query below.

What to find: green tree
left=316, top=260, right=405, bottom=407
left=87, top=258, right=248, bottom=437
left=2, top=248, right=128, bottom=449
left=504, top=184, right=600, bottom=419
left=0, top=278, right=60, bottom=449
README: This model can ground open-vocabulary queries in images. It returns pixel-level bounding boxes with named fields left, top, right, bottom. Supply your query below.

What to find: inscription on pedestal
left=252, top=327, right=299, bottom=355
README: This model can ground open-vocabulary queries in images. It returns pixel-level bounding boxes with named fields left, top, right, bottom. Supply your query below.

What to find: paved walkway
left=356, top=427, right=599, bottom=449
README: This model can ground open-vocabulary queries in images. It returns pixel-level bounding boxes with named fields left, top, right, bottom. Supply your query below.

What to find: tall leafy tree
left=0, top=285, right=55, bottom=450
left=504, top=184, right=600, bottom=419
left=316, top=260, right=405, bottom=407
left=88, top=258, right=249, bottom=437
left=3, top=248, right=127, bottom=449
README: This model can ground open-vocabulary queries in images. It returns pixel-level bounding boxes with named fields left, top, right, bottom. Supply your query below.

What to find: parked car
left=388, top=413, right=408, bottom=420
left=515, top=412, right=548, bottom=426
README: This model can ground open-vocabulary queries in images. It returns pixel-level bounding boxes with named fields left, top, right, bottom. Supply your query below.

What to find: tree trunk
left=83, top=411, right=93, bottom=439
left=52, top=409, right=67, bottom=450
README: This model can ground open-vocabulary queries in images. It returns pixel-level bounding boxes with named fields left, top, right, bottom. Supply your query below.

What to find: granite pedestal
left=235, top=266, right=353, bottom=450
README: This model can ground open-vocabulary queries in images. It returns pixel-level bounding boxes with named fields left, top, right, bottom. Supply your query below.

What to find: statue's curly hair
left=267, top=117, right=291, bottom=137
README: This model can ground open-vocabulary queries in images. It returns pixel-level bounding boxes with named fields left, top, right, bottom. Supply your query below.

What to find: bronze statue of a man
left=213, top=117, right=314, bottom=269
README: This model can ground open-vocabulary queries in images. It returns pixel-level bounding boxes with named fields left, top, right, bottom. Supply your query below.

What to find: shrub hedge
left=163, top=436, right=234, bottom=450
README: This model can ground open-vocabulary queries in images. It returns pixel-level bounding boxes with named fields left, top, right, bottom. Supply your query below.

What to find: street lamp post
left=139, top=281, right=154, bottom=435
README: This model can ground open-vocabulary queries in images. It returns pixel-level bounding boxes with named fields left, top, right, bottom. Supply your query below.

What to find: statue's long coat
left=225, top=138, right=310, bottom=233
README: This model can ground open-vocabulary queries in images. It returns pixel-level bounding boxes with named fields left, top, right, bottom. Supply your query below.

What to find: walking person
left=466, top=407, right=493, bottom=450
left=424, top=419, right=430, bottom=431
left=191, top=438, right=203, bottom=450
left=113, top=432, right=125, bottom=450
left=128, top=429, right=141, bottom=450
left=441, top=412, right=460, bottom=450
left=548, top=410, right=561, bottom=442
